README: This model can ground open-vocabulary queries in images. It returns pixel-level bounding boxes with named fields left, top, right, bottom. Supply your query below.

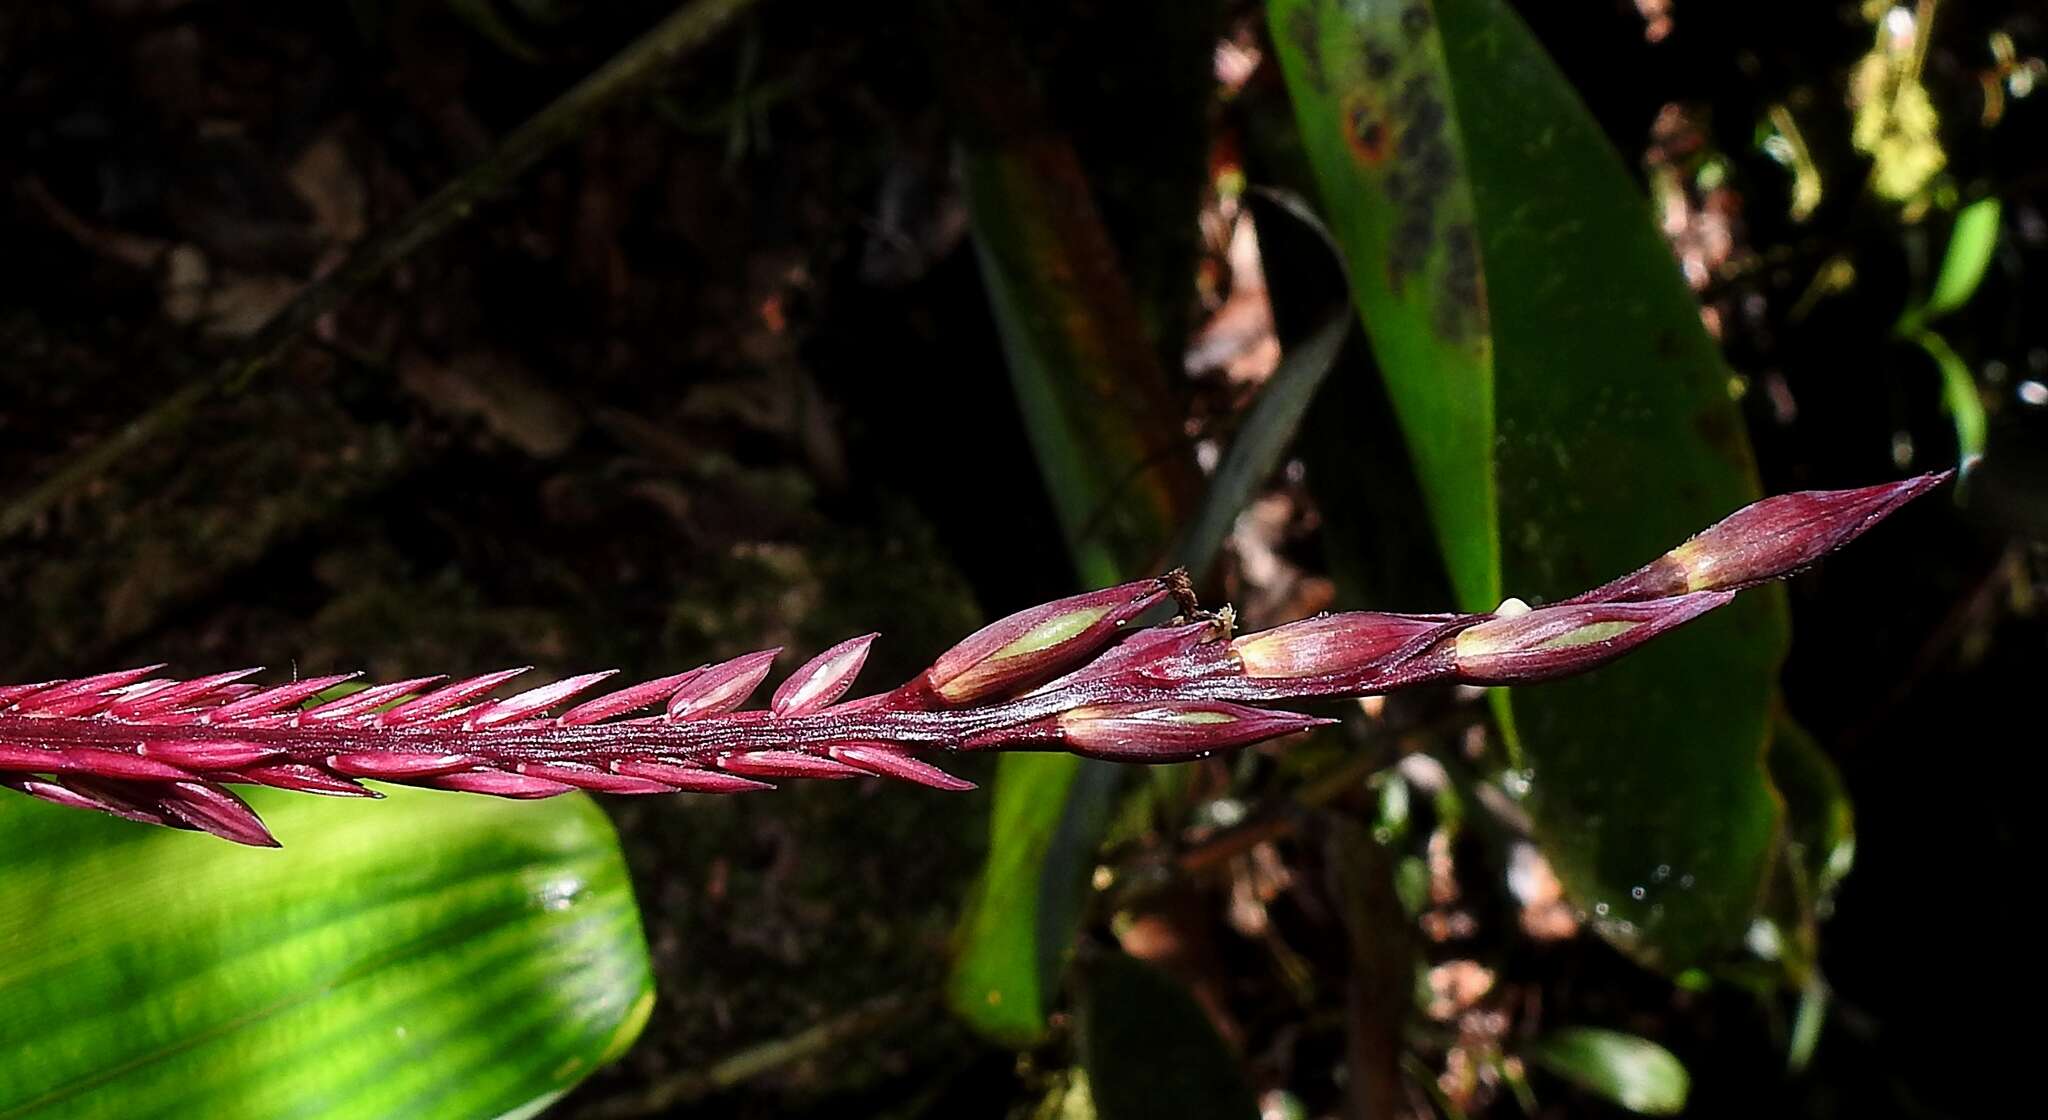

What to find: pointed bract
left=1577, top=473, right=1948, bottom=602
left=1451, top=592, right=1734, bottom=685
left=110, top=668, right=266, bottom=719
left=1038, top=619, right=1227, bottom=691
left=7, top=666, right=166, bottom=715
left=159, top=780, right=279, bottom=847
left=326, top=752, right=480, bottom=778
left=431, top=769, right=574, bottom=799
left=226, top=762, right=379, bottom=797
left=514, top=761, right=676, bottom=794
left=203, top=674, right=362, bottom=723
left=667, top=650, right=780, bottom=720
left=718, top=749, right=868, bottom=779
left=378, top=668, right=531, bottom=726
left=53, top=749, right=196, bottom=782
left=301, top=676, right=447, bottom=723
left=611, top=759, right=774, bottom=793
left=141, top=741, right=278, bottom=769
left=1229, top=612, right=1463, bottom=680
left=920, top=578, right=1170, bottom=704
left=829, top=743, right=976, bottom=791
left=559, top=670, right=706, bottom=726
left=469, top=671, right=619, bottom=727
left=770, top=635, right=876, bottom=717
left=968, top=700, right=1330, bottom=762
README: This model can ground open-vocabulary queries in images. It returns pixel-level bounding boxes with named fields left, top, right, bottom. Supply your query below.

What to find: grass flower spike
left=0, top=476, right=1945, bottom=845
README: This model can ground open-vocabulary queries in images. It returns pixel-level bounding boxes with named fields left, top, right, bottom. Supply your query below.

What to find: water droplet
left=1678, top=873, right=1696, bottom=889
left=1630, top=886, right=1646, bottom=900
left=1593, top=902, right=1610, bottom=917
left=1652, top=863, right=1671, bottom=882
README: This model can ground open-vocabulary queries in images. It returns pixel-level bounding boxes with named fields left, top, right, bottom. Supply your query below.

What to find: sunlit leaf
left=1264, top=0, right=1497, bottom=607
left=1923, top=197, right=2002, bottom=321
left=1268, top=0, right=1789, bottom=967
left=1896, top=197, right=1998, bottom=465
left=1525, top=1027, right=1690, bottom=1116
left=1906, top=328, right=1988, bottom=464
left=0, top=786, right=652, bottom=1119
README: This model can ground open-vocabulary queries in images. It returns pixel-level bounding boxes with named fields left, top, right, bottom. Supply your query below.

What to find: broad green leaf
left=1076, top=952, right=1259, bottom=1120
left=0, top=786, right=652, bottom=1120
left=1269, top=0, right=1789, bottom=967
left=944, top=19, right=1201, bottom=1037
left=1524, top=1028, right=1689, bottom=1116
left=1264, top=0, right=1497, bottom=608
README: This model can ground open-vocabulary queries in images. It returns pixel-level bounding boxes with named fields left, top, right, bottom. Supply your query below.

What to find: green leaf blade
left=0, top=787, right=652, bottom=1120
left=1266, top=0, right=1499, bottom=611
left=942, top=11, right=1204, bottom=1039
left=1923, top=196, right=2002, bottom=322
left=1270, top=0, right=1791, bottom=967
left=1526, top=1027, right=1690, bottom=1116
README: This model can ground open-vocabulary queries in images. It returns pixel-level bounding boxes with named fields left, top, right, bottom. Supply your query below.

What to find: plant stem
left=0, top=0, right=766, bottom=539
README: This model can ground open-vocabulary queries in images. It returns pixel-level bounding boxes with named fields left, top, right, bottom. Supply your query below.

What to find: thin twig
left=0, top=0, right=766, bottom=539
left=577, top=992, right=922, bottom=1118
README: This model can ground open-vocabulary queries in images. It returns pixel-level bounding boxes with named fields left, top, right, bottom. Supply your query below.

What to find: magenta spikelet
left=0, top=477, right=1945, bottom=845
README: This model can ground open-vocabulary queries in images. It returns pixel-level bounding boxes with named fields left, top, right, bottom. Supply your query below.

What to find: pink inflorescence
left=0, top=475, right=1945, bottom=846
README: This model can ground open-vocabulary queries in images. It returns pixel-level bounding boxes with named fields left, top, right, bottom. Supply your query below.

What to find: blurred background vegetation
left=0, top=0, right=2040, bottom=1117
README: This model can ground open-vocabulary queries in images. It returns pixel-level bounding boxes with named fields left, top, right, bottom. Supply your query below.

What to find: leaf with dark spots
left=1287, top=4, right=1327, bottom=89
left=1270, top=0, right=1794, bottom=967
left=1268, top=0, right=1497, bottom=604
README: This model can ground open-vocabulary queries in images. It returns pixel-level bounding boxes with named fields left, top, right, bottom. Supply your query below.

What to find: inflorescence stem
left=0, top=475, right=1946, bottom=846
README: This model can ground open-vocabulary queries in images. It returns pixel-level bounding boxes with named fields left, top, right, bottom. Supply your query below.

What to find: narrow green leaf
left=0, top=786, right=652, bottom=1120
left=1908, top=328, right=1988, bottom=465
left=1170, top=310, right=1350, bottom=580
left=1525, top=1028, right=1690, bottom=1116
left=1756, top=714, right=1855, bottom=1001
left=1076, top=953, right=1259, bottom=1120
left=442, top=0, right=546, bottom=63
left=946, top=751, right=1107, bottom=1046
left=1893, top=200, right=1995, bottom=464
left=1923, top=196, right=2002, bottom=322
left=1269, top=0, right=1789, bottom=967
left=1786, top=976, right=1829, bottom=1075
left=958, top=143, right=1197, bottom=583
left=1768, top=716, right=1855, bottom=917
left=939, top=8, right=1202, bottom=1041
